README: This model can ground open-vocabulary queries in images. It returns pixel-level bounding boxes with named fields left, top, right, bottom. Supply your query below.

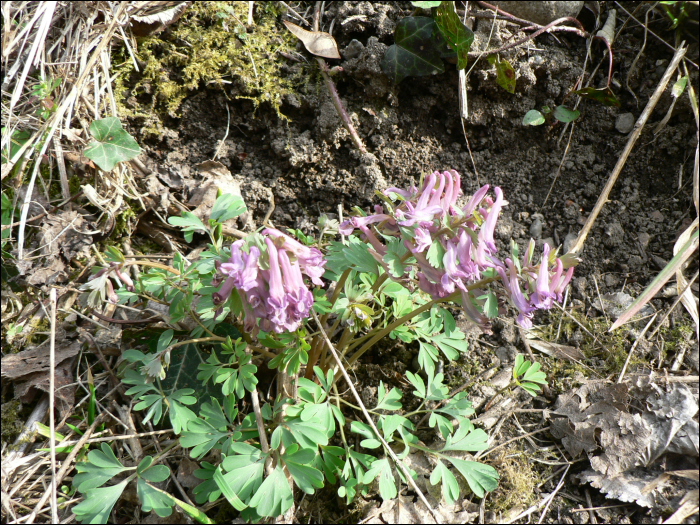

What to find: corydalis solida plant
left=339, top=170, right=575, bottom=331
left=77, top=175, right=575, bottom=523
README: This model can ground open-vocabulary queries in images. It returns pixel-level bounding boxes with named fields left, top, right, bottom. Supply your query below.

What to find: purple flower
left=339, top=213, right=393, bottom=236
left=531, top=244, right=554, bottom=309
left=262, top=228, right=327, bottom=285
left=478, top=187, right=504, bottom=254
left=496, top=258, right=534, bottom=329
left=264, top=238, right=288, bottom=332
left=552, top=266, right=574, bottom=302
left=442, top=241, right=468, bottom=291
left=462, top=184, right=490, bottom=217
left=411, top=226, right=432, bottom=253
left=220, top=241, right=260, bottom=292
left=454, top=230, right=480, bottom=281
left=359, top=224, right=387, bottom=256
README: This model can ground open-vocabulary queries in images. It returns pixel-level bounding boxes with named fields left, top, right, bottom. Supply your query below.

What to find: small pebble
left=529, top=216, right=543, bottom=239
left=615, top=113, right=635, bottom=134
left=563, top=232, right=578, bottom=253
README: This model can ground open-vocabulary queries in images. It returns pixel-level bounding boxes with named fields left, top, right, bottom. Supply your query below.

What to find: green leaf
left=482, top=291, right=499, bottom=319
left=137, top=478, right=174, bottom=517
left=83, top=117, right=141, bottom=171
left=325, top=237, right=379, bottom=279
left=405, top=370, right=426, bottom=398
left=435, top=1, right=474, bottom=70
left=168, top=211, right=207, bottom=235
left=73, top=443, right=128, bottom=492
left=523, top=110, right=545, bottom=126
left=72, top=479, right=128, bottom=524
left=210, top=194, right=246, bottom=222
left=285, top=417, right=329, bottom=448
left=180, top=419, right=231, bottom=459
left=381, top=17, right=446, bottom=84
left=553, top=105, right=580, bottom=123
left=214, top=465, right=248, bottom=511
left=411, top=1, right=442, bottom=7
left=443, top=457, right=498, bottom=498
left=442, top=420, right=489, bottom=452
left=430, top=460, right=460, bottom=505
left=429, top=412, right=453, bottom=439
left=219, top=443, right=265, bottom=504
left=375, top=382, right=403, bottom=411
left=248, top=465, right=294, bottom=517
left=672, top=76, right=688, bottom=98
left=572, top=86, right=621, bottom=107
left=139, top=463, right=170, bottom=483
left=363, top=458, right=397, bottom=500
left=426, top=238, right=446, bottom=268
left=487, top=55, right=516, bottom=93
left=284, top=448, right=325, bottom=494
left=383, top=238, right=409, bottom=278
left=431, top=330, right=467, bottom=360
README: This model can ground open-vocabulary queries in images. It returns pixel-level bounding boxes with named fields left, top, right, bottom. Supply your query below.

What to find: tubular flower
left=531, top=243, right=554, bottom=309
left=211, top=231, right=325, bottom=335
left=262, top=228, right=327, bottom=285
left=336, top=169, right=575, bottom=333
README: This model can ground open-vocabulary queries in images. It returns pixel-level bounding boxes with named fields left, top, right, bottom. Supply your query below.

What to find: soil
left=16, top=1, right=696, bottom=523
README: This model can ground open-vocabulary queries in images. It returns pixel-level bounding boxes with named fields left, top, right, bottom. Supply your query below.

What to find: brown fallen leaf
left=2, top=339, right=83, bottom=418
left=282, top=20, right=341, bottom=59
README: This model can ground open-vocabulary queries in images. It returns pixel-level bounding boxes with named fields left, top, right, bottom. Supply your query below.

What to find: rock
left=491, top=1, right=583, bottom=25
left=529, top=215, right=543, bottom=239
left=343, top=39, right=364, bottom=59
left=615, top=113, right=635, bottom=134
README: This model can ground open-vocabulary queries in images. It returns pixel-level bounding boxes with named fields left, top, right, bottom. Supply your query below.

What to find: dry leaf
left=282, top=20, right=341, bottom=59
left=190, top=160, right=247, bottom=229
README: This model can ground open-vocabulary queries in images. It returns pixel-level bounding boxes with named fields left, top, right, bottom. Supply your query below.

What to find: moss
left=112, top=1, right=312, bottom=137
left=488, top=450, right=543, bottom=514
left=1, top=400, right=24, bottom=444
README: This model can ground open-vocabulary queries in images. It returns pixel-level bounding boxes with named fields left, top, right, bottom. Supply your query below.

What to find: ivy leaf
left=363, top=458, right=397, bottom=500
left=83, top=117, right=141, bottom=171
left=430, top=459, right=460, bottom=505
left=73, top=443, right=128, bottom=492
left=210, top=194, right=246, bottom=222
left=137, top=478, right=174, bottom=517
left=381, top=17, right=446, bottom=84
left=375, top=381, right=403, bottom=411
left=442, top=457, right=499, bottom=498
left=488, top=56, right=516, bottom=93
left=435, top=1, right=474, bottom=69
left=72, top=479, right=129, bottom=524
left=248, top=465, right=294, bottom=517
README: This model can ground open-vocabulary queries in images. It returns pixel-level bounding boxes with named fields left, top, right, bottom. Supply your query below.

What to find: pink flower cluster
left=212, top=228, right=326, bottom=334
left=339, top=170, right=573, bottom=331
